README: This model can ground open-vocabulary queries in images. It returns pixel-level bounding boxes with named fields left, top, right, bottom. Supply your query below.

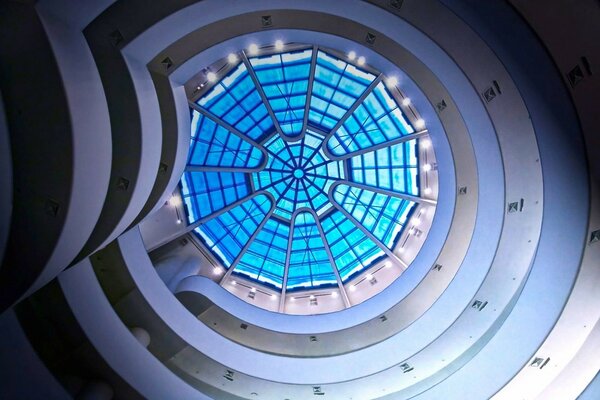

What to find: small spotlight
left=248, top=43, right=259, bottom=55
left=386, top=263, right=393, bottom=268
left=349, top=285, right=356, bottom=292
left=415, top=119, right=426, bottom=129
left=270, top=294, right=277, bottom=300
left=290, top=297, right=295, bottom=301
left=387, top=76, right=398, bottom=87
left=423, top=163, right=432, bottom=172
left=412, top=217, right=421, bottom=226
left=274, top=40, right=284, bottom=50
left=176, top=219, right=182, bottom=224
left=402, top=97, right=411, bottom=106
left=309, top=295, right=315, bottom=300
left=398, top=247, right=405, bottom=254
left=348, top=51, right=357, bottom=60
left=213, top=267, right=222, bottom=275
left=227, top=53, right=238, bottom=63
left=250, top=287, right=256, bottom=293
left=231, top=280, right=237, bottom=285
left=331, top=292, right=338, bottom=298
left=366, top=274, right=373, bottom=281
left=207, top=72, right=217, bottom=82
left=169, top=196, right=181, bottom=207
left=200, top=83, right=205, bottom=88
left=357, top=56, right=366, bottom=66
left=421, top=139, right=431, bottom=149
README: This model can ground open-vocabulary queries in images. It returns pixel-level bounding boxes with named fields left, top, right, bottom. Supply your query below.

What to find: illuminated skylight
left=180, top=46, right=432, bottom=302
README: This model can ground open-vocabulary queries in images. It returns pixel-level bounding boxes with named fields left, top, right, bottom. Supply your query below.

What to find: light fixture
left=423, top=163, right=432, bottom=172
left=169, top=196, right=181, bottom=207
left=348, top=50, right=357, bottom=60
left=386, top=263, right=393, bottom=268
left=176, top=219, right=182, bottom=224
left=415, top=118, right=426, bottom=129
left=248, top=43, right=259, bottom=55
left=398, top=247, right=405, bottom=254
left=412, top=217, right=421, bottom=226
left=424, top=187, right=432, bottom=195
left=402, top=97, right=411, bottom=106
left=331, top=292, right=338, bottom=298
left=206, top=71, right=217, bottom=82
left=357, top=56, right=366, bottom=66
left=349, top=285, right=356, bottom=292
left=387, top=76, right=398, bottom=87
left=231, top=280, right=237, bottom=285
left=366, top=273, right=373, bottom=280
left=227, top=53, right=238, bottom=63
left=213, top=267, right=222, bottom=275
left=274, top=40, right=284, bottom=50
left=270, top=294, right=277, bottom=300
left=421, top=138, right=431, bottom=149
left=309, top=295, right=315, bottom=299
left=250, top=287, right=256, bottom=293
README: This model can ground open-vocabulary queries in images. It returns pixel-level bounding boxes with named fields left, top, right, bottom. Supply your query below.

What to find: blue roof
left=180, top=47, right=422, bottom=292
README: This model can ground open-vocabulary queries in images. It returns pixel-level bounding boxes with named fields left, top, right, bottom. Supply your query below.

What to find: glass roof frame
left=180, top=44, right=437, bottom=308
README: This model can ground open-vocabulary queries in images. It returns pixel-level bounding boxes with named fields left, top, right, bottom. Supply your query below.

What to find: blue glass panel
left=328, top=82, right=415, bottom=156
left=181, top=171, right=250, bottom=223
left=287, top=212, right=337, bottom=290
left=321, top=210, right=385, bottom=281
left=250, top=50, right=312, bottom=137
left=198, top=63, right=273, bottom=141
left=195, top=194, right=272, bottom=267
left=189, top=109, right=264, bottom=169
left=309, top=51, right=376, bottom=131
left=235, top=217, right=289, bottom=288
left=252, top=130, right=343, bottom=219
left=349, top=140, right=419, bottom=195
left=333, top=184, right=416, bottom=249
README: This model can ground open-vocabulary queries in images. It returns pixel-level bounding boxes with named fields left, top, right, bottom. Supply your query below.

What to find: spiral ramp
left=0, top=1, right=599, bottom=399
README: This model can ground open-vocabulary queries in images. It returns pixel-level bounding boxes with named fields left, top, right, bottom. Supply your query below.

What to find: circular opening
left=177, top=43, right=439, bottom=314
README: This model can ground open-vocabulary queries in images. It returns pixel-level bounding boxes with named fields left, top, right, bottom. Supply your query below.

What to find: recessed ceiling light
left=415, top=118, right=426, bottom=129
left=386, top=263, right=393, bottom=268
left=349, top=285, right=356, bottom=292
left=421, top=138, right=431, bottom=149
left=176, top=219, right=182, bottom=224
left=213, top=267, right=222, bottom=275
left=424, top=187, right=432, bottom=195
left=412, top=217, right=421, bottom=226
left=348, top=51, right=357, bottom=60
left=357, top=56, right=366, bottom=66
left=402, top=97, right=411, bottom=106
left=331, top=292, right=338, bottom=298
left=207, top=72, right=217, bottom=82
left=310, top=294, right=315, bottom=299
left=169, top=196, right=181, bottom=207
left=248, top=43, right=259, bottom=55
left=250, top=287, right=256, bottom=293
left=423, top=163, right=432, bottom=172
left=387, top=77, right=398, bottom=87
left=227, top=53, right=238, bottom=63
left=366, top=273, right=373, bottom=280
left=270, top=294, right=277, bottom=300
left=274, top=40, right=284, bottom=50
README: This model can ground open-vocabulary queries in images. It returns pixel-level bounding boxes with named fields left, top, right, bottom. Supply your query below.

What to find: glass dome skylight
left=179, top=45, right=432, bottom=307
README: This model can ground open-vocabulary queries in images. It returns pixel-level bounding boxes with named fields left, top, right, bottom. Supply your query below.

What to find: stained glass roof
left=180, top=46, right=429, bottom=298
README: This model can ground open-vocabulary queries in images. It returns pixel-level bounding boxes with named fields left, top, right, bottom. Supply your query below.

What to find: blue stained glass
left=181, top=171, right=250, bottom=223
left=196, top=194, right=272, bottom=267
left=333, top=184, right=416, bottom=249
left=349, top=140, right=419, bottom=195
left=250, top=50, right=312, bottom=137
left=198, top=63, right=273, bottom=141
left=180, top=48, right=427, bottom=295
left=189, top=110, right=264, bottom=169
left=287, top=212, right=337, bottom=290
left=328, top=82, right=415, bottom=156
left=321, top=210, right=385, bottom=281
left=235, top=217, right=289, bottom=288
left=309, top=51, right=376, bottom=131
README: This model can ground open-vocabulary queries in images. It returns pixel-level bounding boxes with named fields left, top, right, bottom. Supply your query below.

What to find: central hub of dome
left=293, top=169, right=304, bottom=179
